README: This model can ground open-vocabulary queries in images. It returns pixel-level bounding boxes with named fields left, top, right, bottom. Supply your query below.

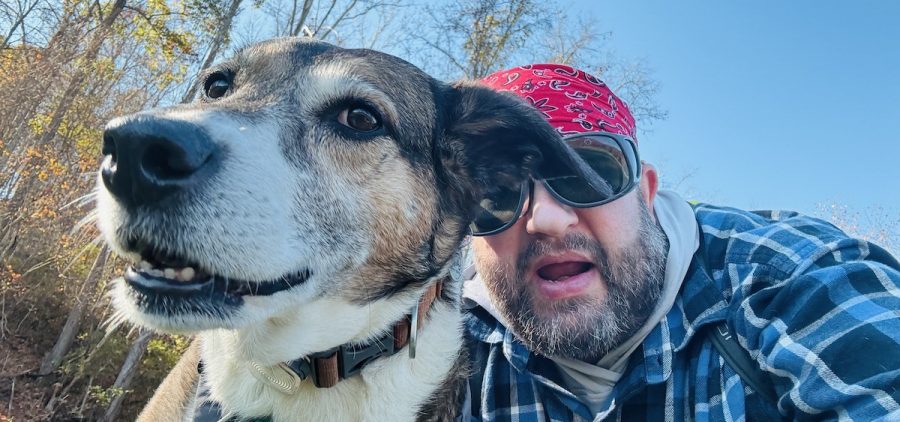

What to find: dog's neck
left=246, top=281, right=443, bottom=391
left=195, top=280, right=464, bottom=421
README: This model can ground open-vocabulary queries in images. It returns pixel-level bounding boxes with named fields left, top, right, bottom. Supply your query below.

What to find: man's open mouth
left=536, top=261, right=594, bottom=282
left=122, top=239, right=312, bottom=311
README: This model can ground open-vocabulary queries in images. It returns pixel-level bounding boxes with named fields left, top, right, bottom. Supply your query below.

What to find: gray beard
left=482, top=198, right=669, bottom=362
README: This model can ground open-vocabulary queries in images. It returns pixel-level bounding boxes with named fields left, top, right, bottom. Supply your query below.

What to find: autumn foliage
left=0, top=0, right=204, bottom=419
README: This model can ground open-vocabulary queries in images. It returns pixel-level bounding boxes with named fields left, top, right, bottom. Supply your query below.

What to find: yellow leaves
left=78, top=155, right=99, bottom=174
left=58, top=242, right=104, bottom=279
left=43, top=157, right=66, bottom=179
left=31, top=204, right=59, bottom=221
left=0, top=45, right=43, bottom=85
left=146, top=334, right=191, bottom=367
left=0, top=2, right=224, bottom=416
left=4, top=142, right=90, bottom=227
left=148, top=0, right=172, bottom=14
left=133, top=0, right=197, bottom=67
left=154, top=61, right=189, bottom=90
left=28, top=114, right=51, bottom=137
left=74, top=126, right=103, bottom=158
left=2, top=264, right=23, bottom=285
left=91, top=57, right=119, bottom=82
left=26, top=112, right=103, bottom=159
left=19, top=146, right=69, bottom=177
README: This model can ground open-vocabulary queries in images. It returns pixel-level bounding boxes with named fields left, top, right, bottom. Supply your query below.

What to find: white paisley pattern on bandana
left=481, top=64, right=637, bottom=139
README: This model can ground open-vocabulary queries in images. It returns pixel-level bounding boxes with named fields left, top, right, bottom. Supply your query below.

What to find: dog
left=95, top=37, right=600, bottom=421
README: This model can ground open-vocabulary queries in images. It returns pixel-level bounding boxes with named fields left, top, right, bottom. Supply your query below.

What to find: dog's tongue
left=537, top=262, right=592, bottom=281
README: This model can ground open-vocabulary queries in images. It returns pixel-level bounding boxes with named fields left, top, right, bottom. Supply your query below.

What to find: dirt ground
left=0, top=335, right=53, bottom=421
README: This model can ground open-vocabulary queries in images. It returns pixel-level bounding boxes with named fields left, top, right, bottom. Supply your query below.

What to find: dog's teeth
left=164, top=268, right=176, bottom=279
left=139, top=260, right=153, bottom=271
left=181, top=267, right=195, bottom=281
left=148, top=269, right=164, bottom=277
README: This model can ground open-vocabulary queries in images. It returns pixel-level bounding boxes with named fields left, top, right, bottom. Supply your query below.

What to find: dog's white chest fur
left=198, top=301, right=463, bottom=421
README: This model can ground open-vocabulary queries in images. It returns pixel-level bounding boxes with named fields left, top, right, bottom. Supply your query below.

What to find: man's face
left=472, top=165, right=668, bottom=361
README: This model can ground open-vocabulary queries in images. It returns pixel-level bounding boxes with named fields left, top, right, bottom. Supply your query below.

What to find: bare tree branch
left=311, top=0, right=338, bottom=37
left=318, top=0, right=356, bottom=39
left=0, top=0, right=40, bottom=50
left=411, top=32, right=468, bottom=76
left=287, top=0, right=299, bottom=34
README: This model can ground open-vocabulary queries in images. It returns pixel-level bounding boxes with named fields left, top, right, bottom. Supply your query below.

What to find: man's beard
left=480, top=198, right=669, bottom=362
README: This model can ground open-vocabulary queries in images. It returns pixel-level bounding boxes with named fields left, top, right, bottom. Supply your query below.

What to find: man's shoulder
left=690, top=203, right=879, bottom=273
left=692, top=203, right=845, bottom=244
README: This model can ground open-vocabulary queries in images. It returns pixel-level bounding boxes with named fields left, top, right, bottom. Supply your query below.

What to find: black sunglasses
left=470, top=132, right=641, bottom=236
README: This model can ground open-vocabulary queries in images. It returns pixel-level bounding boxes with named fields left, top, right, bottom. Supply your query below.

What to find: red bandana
left=480, top=64, right=637, bottom=142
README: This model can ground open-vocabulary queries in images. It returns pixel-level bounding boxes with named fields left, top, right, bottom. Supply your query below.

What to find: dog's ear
left=437, top=81, right=607, bottom=215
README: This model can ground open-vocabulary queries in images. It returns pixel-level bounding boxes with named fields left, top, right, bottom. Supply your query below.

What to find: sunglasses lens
left=470, top=134, right=636, bottom=235
left=470, top=183, right=527, bottom=235
left=546, top=135, right=633, bottom=204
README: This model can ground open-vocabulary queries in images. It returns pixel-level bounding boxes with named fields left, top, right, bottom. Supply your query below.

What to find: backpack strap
left=692, top=248, right=778, bottom=404
left=706, top=321, right=779, bottom=404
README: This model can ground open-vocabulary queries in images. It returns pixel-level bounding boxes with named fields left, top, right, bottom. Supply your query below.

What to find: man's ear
left=436, top=81, right=608, bottom=214
left=639, top=161, right=659, bottom=210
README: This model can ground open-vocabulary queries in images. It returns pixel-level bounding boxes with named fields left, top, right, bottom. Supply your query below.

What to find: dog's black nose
left=101, top=115, right=218, bottom=207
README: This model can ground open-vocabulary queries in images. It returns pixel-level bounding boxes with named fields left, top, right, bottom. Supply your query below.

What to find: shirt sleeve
left=734, top=241, right=900, bottom=421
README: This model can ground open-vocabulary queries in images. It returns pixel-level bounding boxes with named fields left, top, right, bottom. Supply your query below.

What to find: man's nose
left=525, top=183, right=578, bottom=237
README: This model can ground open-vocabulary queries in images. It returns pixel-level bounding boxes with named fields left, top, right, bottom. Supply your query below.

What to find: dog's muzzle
left=98, top=114, right=314, bottom=318
left=101, top=114, right=220, bottom=208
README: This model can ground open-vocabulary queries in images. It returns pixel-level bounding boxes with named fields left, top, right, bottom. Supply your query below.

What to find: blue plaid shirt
left=463, top=203, right=900, bottom=421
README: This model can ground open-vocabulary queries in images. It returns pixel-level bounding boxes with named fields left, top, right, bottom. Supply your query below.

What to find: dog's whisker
left=72, top=210, right=99, bottom=235
left=60, top=241, right=106, bottom=275
left=216, top=277, right=226, bottom=301
left=371, top=335, right=389, bottom=354
left=281, top=275, right=293, bottom=290
left=90, top=234, right=105, bottom=246
left=61, top=190, right=98, bottom=210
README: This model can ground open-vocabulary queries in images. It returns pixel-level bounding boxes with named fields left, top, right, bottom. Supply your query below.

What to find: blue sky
left=569, top=1, right=900, bottom=218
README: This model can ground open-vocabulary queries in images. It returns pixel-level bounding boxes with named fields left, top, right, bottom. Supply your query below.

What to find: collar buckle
left=280, top=329, right=398, bottom=389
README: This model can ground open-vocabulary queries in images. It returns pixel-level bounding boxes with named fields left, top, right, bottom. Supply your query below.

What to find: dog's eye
left=204, top=72, right=231, bottom=99
left=338, top=106, right=381, bottom=132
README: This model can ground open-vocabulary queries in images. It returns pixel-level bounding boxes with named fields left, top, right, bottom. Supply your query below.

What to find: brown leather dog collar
left=246, top=281, right=443, bottom=391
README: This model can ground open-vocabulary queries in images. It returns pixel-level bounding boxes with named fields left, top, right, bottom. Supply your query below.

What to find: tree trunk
left=37, top=247, right=110, bottom=375
left=100, top=329, right=153, bottom=422
left=36, top=0, right=126, bottom=147
left=291, top=0, right=315, bottom=36
left=181, top=0, right=244, bottom=103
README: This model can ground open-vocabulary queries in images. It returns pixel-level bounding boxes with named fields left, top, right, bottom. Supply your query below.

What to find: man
left=460, top=64, right=900, bottom=421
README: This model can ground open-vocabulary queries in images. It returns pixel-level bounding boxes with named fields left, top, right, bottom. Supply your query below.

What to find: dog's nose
left=101, top=115, right=218, bottom=207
